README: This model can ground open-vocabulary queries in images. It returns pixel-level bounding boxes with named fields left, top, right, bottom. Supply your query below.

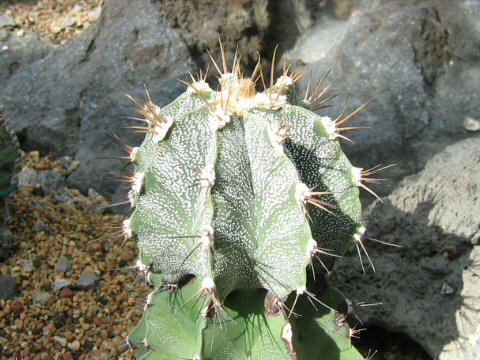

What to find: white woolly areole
left=295, top=183, right=311, bottom=204
left=253, top=92, right=287, bottom=109
left=198, top=165, right=216, bottom=188
left=320, top=116, right=337, bottom=140
left=124, top=336, right=132, bottom=349
left=122, top=219, right=133, bottom=239
left=282, top=323, right=293, bottom=343
left=142, top=338, right=149, bottom=347
left=296, top=286, right=306, bottom=295
left=152, top=116, right=173, bottom=144
left=129, top=147, right=139, bottom=163
left=201, top=306, right=209, bottom=318
left=187, top=80, right=212, bottom=94
left=128, top=191, right=136, bottom=208
left=199, top=225, right=214, bottom=248
left=267, top=123, right=287, bottom=154
left=209, top=107, right=231, bottom=130
left=201, top=277, right=216, bottom=293
left=146, top=291, right=154, bottom=306
left=275, top=75, right=294, bottom=87
left=354, top=226, right=366, bottom=242
left=132, top=172, right=144, bottom=194
left=351, top=167, right=363, bottom=186
left=135, top=258, right=148, bottom=272
left=193, top=356, right=201, bottom=360
left=307, top=239, right=318, bottom=257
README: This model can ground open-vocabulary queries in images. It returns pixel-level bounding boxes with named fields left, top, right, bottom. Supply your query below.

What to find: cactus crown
left=121, top=44, right=377, bottom=359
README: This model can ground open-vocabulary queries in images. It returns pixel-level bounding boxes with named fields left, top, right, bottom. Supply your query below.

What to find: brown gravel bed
left=0, top=152, right=140, bottom=359
left=0, top=0, right=101, bottom=44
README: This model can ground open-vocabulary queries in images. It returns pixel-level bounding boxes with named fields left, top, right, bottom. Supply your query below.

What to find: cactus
left=0, top=109, right=22, bottom=261
left=118, top=46, right=384, bottom=359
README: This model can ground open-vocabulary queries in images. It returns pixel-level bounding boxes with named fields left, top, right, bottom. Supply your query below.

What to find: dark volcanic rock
left=333, top=138, right=480, bottom=360
left=286, top=0, right=480, bottom=198
left=0, top=0, right=193, bottom=195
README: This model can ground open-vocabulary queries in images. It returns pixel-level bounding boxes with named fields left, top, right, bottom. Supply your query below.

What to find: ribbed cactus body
left=125, top=58, right=367, bottom=359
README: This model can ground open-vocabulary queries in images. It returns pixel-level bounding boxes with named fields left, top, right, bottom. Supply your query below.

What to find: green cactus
left=0, top=109, right=22, bottom=261
left=120, top=47, right=381, bottom=359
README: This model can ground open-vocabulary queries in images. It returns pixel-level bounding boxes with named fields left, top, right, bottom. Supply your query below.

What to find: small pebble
left=10, top=299, right=23, bottom=313
left=463, top=116, right=480, bottom=132
left=55, top=256, right=71, bottom=273
left=54, top=335, right=67, bottom=347
left=68, top=339, right=81, bottom=352
left=54, top=278, right=72, bottom=291
left=59, top=287, right=74, bottom=298
left=76, top=272, right=99, bottom=289
left=32, top=219, right=46, bottom=232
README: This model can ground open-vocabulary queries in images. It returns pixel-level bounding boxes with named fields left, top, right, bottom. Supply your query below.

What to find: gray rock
left=0, top=274, right=18, bottom=300
left=31, top=170, right=65, bottom=195
left=0, top=0, right=192, bottom=196
left=31, top=219, right=46, bottom=232
left=55, top=256, right=71, bottom=273
left=76, top=272, right=99, bottom=289
left=90, top=304, right=100, bottom=315
left=0, top=14, right=16, bottom=29
left=286, top=0, right=480, bottom=198
left=22, top=259, right=35, bottom=272
left=17, top=168, right=37, bottom=186
left=333, top=138, right=480, bottom=360
left=0, top=30, right=51, bottom=88
left=32, top=290, right=54, bottom=305
left=53, top=278, right=72, bottom=291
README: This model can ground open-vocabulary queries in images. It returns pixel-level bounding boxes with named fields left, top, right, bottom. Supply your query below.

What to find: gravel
left=0, top=151, right=140, bottom=359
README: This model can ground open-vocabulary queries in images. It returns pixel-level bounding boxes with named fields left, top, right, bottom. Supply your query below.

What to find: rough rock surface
left=285, top=0, right=480, bottom=197
left=333, top=137, right=480, bottom=360
left=0, top=0, right=193, bottom=195
left=0, top=29, right=52, bottom=87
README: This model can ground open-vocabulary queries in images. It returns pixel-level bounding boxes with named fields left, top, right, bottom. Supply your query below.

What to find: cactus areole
left=121, top=46, right=378, bottom=360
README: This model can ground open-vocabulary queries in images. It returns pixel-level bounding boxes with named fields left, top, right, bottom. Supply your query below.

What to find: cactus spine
left=121, top=46, right=378, bottom=359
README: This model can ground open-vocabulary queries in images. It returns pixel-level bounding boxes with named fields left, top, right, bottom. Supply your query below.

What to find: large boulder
left=285, top=0, right=480, bottom=197
left=0, top=0, right=193, bottom=195
left=333, top=137, right=480, bottom=359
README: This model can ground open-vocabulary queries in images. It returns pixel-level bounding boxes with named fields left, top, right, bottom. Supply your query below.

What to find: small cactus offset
left=119, top=45, right=384, bottom=359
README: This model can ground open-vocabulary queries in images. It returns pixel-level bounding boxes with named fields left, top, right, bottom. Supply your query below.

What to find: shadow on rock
left=333, top=137, right=480, bottom=360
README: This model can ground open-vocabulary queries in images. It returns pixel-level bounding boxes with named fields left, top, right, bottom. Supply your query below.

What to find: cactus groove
left=121, top=45, right=378, bottom=359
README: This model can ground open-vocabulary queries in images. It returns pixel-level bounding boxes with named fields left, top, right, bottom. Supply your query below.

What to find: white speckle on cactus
left=320, top=116, right=337, bottom=140
left=208, top=106, right=231, bottom=130
left=132, top=172, right=144, bottom=193
left=197, top=165, right=216, bottom=188
left=296, top=286, right=306, bottom=295
left=152, top=116, right=173, bottom=144
left=142, top=338, right=149, bottom=348
left=351, top=167, right=363, bottom=186
left=122, top=219, right=133, bottom=239
left=276, top=75, right=294, bottom=87
left=186, top=80, right=212, bottom=94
